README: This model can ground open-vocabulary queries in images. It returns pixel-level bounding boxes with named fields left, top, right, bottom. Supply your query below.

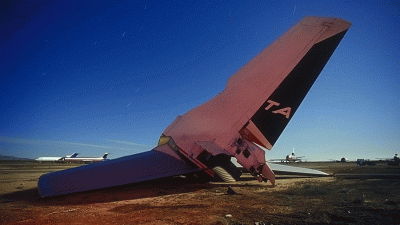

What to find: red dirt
left=1, top=161, right=400, bottom=224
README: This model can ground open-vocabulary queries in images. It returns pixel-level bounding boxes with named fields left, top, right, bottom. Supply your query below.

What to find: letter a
left=272, top=107, right=292, bottom=119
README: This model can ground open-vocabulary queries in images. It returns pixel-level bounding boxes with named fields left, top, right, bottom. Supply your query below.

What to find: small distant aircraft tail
left=102, top=153, right=109, bottom=159
left=70, top=153, right=79, bottom=158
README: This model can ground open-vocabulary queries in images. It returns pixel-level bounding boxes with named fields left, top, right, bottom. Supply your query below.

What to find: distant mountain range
left=0, top=154, right=34, bottom=161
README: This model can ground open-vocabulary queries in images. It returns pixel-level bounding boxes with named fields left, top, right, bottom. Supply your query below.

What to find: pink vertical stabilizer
left=161, top=17, right=351, bottom=184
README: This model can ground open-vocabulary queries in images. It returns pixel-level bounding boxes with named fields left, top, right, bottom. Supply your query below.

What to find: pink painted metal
left=161, top=17, right=351, bottom=185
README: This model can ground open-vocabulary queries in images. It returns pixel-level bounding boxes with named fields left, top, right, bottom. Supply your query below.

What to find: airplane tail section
left=164, top=17, right=351, bottom=149
left=245, top=19, right=350, bottom=149
left=103, top=153, right=109, bottom=159
left=162, top=17, right=350, bottom=184
left=70, top=153, right=79, bottom=158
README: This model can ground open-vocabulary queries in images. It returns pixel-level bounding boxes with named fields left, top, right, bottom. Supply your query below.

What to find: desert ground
left=0, top=160, right=399, bottom=225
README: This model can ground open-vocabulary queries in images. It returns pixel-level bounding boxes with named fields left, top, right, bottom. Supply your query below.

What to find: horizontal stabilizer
left=38, top=145, right=200, bottom=197
left=268, top=162, right=329, bottom=176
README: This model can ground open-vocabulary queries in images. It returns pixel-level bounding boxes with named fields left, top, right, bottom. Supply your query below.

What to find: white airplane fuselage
left=35, top=157, right=63, bottom=162
left=36, top=153, right=79, bottom=162
left=64, top=157, right=105, bottom=162
left=285, top=154, right=301, bottom=163
left=63, top=153, right=108, bottom=163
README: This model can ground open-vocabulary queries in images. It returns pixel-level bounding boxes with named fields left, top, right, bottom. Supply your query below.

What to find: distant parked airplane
left=63, top=153, right=109, bottom=163
left=269, top=148, right=304, bottom=163
left=38, top=16, right=351, bottom=197
left=35, top=153, right=79, bottom=162
left=376, top=154, right=399, bottom=166
left=284, top=149, right=305, bottom=163
left=377, top=154, right=399, bottom=161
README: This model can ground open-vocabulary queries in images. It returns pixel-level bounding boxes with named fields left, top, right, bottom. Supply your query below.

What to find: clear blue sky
left=1, top=1, right=399, bottom=161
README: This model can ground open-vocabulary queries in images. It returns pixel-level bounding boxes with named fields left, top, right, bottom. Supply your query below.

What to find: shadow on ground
left=0, top=176, right=213, bottom=206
